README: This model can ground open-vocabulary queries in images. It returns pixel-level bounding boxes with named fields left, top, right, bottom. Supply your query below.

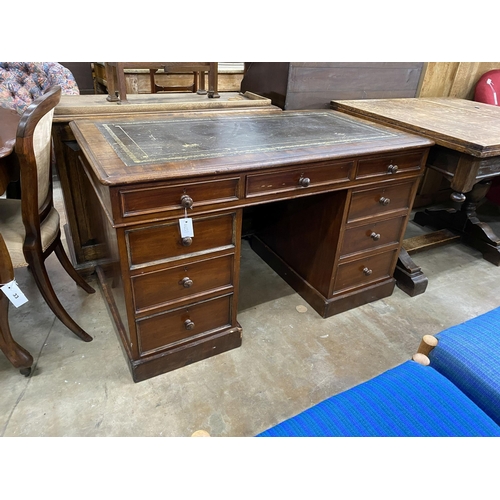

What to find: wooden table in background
left=331, top=97, right=500, bottom=296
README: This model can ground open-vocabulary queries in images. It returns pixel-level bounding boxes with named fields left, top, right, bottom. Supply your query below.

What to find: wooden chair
left=0, top=85, right=95, bottom=375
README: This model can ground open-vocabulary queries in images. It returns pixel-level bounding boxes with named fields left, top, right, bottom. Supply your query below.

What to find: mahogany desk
left=331, top=97, right=500, bottom=296
left=70, top=109, right=432, bottom=381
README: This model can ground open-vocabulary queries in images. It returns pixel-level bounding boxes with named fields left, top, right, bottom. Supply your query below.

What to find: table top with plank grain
left=331, top=97, right=500, bottom=158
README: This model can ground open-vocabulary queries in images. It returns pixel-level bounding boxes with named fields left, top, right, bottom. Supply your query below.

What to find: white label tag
left=179, top=217, right=194, bottom=238
left=1, top=280, right=29, bottom=308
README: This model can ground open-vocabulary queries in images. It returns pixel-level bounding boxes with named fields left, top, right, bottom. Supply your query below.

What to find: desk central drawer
left=246, top=160, right=353, bottom=197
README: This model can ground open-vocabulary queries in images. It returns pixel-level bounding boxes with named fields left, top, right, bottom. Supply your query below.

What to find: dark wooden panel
left=288, top=65, right=423, bottom=93
left=240, top=62, right=424, bottom=110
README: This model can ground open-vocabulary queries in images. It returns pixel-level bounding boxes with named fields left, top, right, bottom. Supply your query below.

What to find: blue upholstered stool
left=429, top=307, right=500, bottom=426
left=258, top=307, right=500, bottom=437
left=257, top=360, right=500, bottom=437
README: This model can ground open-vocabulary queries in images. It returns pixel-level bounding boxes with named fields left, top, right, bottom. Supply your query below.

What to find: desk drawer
left=119, top=177, right=240, bottom=219
left=356, top=151, right=424, bottom=179
left=131, top=254, right=234, bottom=312
left=340, top=216, right=406, bottom=257
left=334, top=249, right=397, bottom=293
left=246, top=160, right=353, bottom=197
left=136, top=294, right=232, bottom=355
left=127, top=212, right=236, bottom=267
left=348, top=181, right=415, bottom=222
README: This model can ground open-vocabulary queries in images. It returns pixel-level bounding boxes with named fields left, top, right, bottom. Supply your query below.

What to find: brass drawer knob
left=184, top=319, right=195, bottom=330
left=180, top=277, right=193, bottom=288
left=180, top=194, right=194, bottom=208
left=387, top=164, right=399, bottom=174
left=299, top=176, right=311, bottom=187
left=379, top=197, right=390, bottom=206
left=370, top=232, right=381, bottom=241
left=363, top=267, right=373, bottom=276
left=181, top=237, right=193, bottom=246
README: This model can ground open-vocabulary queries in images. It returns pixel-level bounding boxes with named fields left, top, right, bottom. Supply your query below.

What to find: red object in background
left=474, top=69, right=500, bottom=106
left=474, top=69, right=500, bottom=204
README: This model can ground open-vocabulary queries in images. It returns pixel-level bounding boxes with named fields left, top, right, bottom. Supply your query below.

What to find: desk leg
left=394, top=247, right=428, bottom=297
left=414, top=180, right=500, bottom=265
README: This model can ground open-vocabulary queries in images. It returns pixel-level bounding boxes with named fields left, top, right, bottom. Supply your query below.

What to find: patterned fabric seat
left=0, top=62, right=79, bottom=115
left=258, top=306, right=500, bottom=437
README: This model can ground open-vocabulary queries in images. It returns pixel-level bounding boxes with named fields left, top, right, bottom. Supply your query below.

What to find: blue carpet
left=429, top=307, right=500, bottom=426
left=257, top=360, right=500, bottom=437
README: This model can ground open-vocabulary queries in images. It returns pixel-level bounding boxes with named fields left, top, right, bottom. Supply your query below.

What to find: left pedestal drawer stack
left=82, top=157, right=244, bottom=382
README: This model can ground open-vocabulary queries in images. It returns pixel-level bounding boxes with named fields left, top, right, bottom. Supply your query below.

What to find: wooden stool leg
left=115, top=63, right=128, bottom=103
left=208, top=62, right=220, bottom=98
left=197, top=71, right=207, bottom=95
left=105, top=63, right=119, bottom=102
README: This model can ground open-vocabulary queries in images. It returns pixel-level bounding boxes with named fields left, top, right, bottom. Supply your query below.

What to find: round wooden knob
left=387, top=164, right=399, bottom=174
left=370, top=232, right=381, bottom=241
left=299, top=177, right=311, bottom=187
left=181, top=237, right=193, bottom=246
left=180, top=277, right=193, bottom=288
left=363, top=267, right=372, bottom=276
left=379, top=197, right=390, bottom=206
left=180, top=194, right=194, bottom=208
left=184, top=319, right=195, bottom=330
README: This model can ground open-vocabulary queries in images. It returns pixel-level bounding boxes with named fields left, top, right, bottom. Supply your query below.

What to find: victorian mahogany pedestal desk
left=70, top=110, right=432, bottom=381
left=331, top=98, right=500, bottom=296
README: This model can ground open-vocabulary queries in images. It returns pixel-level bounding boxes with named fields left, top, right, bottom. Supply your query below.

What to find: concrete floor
left=2, top=186, right=500, bottom=438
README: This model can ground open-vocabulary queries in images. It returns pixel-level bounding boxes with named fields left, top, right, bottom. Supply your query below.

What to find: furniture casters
left=181, top=237, right=193, bottom=246
left=363, top=267, right=372, bottom=276
left=184, top=319, right=195, bottom=330
left=20, top=367, right=31, bottom=377
left=379, top=197, right=390, bottom=206
left=180, top=277, right=193, bottom=288
left=370, top=232, right=380, bottom=241
left=387, top=164, right=398, bottom=174
left=299, top=176, right=310, bottom=187
left=180, top=195, right=193, bottom=208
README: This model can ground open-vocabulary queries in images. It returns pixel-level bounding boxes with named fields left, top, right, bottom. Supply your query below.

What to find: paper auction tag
left=179, top=217, right=194, bottom=238
left=1, top=280, right=28, bottom=307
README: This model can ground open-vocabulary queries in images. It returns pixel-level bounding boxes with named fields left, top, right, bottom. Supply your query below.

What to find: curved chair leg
left=54, top=241, right=95, bottom=294
left=0, top=294, right=33, bottom=375
left=27, top=256, right=93, bottom=343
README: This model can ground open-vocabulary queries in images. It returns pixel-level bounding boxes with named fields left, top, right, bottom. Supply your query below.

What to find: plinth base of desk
left=250, top=236, right=396, bottom=318
left=128, top=328, right=243, bottom=383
